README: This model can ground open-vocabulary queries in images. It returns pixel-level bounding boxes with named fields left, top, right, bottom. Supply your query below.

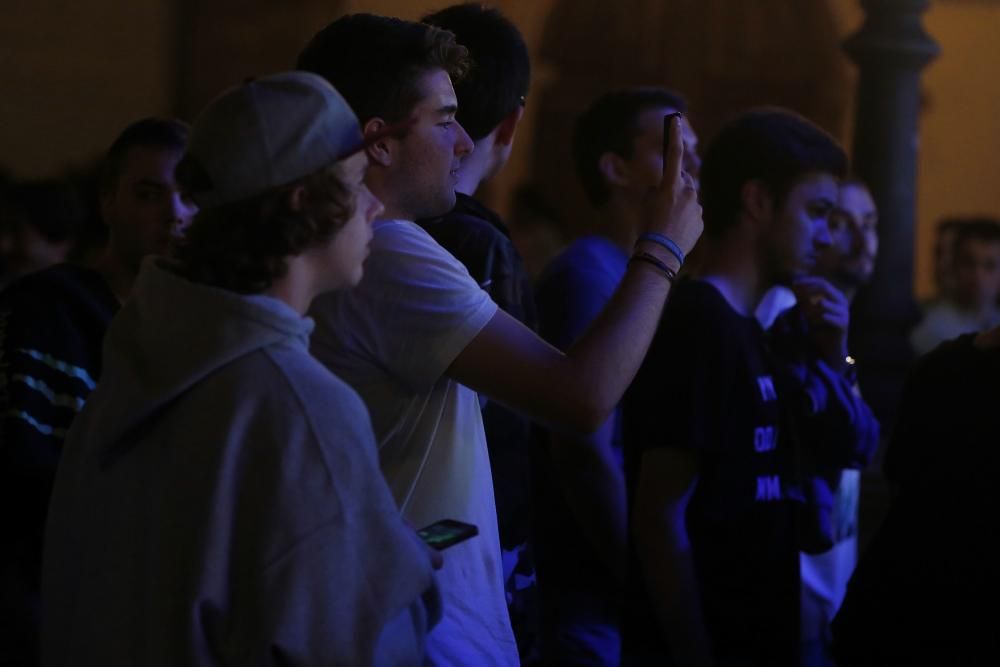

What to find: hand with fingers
left=637, top=114, right=703, bottom=264
left=791, top=276, right=851, bottom=369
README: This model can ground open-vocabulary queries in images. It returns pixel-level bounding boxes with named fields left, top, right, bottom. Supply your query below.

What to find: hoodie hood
left=88, top=258, right=313, bottom=458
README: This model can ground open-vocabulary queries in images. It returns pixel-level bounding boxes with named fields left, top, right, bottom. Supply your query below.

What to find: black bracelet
left=629, top=251, right=678, bottom=283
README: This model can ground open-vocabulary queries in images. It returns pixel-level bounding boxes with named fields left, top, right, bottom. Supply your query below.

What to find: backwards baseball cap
left=180, top=71, right=366, bottom=210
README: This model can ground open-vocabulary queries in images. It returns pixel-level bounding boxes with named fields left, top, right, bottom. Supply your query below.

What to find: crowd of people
left=1, top=4, right=996, bottom=667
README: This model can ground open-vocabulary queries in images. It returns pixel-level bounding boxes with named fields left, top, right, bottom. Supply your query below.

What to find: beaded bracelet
left=637, top=231, right=685, bottom=266
left=629, top=251, right=678, bottom=283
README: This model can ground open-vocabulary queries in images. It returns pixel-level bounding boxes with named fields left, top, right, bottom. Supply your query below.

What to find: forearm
left=550, top=428, right=627, bottom=581
left=635, top=521, right=715, bottom=667
left=559, top=241, right=680, bottom=425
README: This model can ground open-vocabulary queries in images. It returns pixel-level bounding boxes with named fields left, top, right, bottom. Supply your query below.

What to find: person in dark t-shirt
left=0, top=118, right=196, bottom=667
left=624, top=108, right=863, bottom=667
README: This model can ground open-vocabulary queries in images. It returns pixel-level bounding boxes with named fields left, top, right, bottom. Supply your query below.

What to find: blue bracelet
left=637, top=232, right=685, bottom=266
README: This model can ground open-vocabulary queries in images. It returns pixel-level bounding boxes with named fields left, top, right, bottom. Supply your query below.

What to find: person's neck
left=957, top=298, right=1000, bottom=323
left=454, top=137, right=496, bottom=197
left=265, top=259, right=317, bottom=316
left=92, top=246, right=137, bottom=304
left=694, top=236, right=764, bottom=316
left=595, top=196, right=645, bottom=254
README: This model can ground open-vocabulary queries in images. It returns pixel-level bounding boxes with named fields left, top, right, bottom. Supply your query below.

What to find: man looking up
left=625, top=108, right=876, bottom=667
left=298, top=13, right=702, bottom=666
left=532, top=86, right=698, bottom=666
left=0, top=118, right=196, bottom=667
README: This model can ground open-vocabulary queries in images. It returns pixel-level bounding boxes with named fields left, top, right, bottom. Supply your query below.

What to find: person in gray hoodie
left=40, top=71, right=440, bottom=666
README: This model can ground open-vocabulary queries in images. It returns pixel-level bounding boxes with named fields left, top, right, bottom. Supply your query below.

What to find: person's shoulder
left=539, top=236, right=625, bottom=285
left=1, top=263, right=114, bottom=312
left=249, top=344, right=373, bottom=435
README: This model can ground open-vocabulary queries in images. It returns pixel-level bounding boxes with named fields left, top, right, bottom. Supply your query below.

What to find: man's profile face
left=953, top=237, right=1000, bottom=310
left=389, top=68, right=473, bottom=220
left=619, top=106, right=700, bottom=195
left=102, top=146, right=197, bottom=271
left=762, top=171, right=838, bottom=284
left=819, top=183, right=878, bottom=286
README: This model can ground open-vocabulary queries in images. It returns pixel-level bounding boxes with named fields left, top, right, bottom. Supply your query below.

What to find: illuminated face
left=762, top=172, right=838, bottom=284
left=819, top=182, right=878, bottom=287
left=102, top=146, right=197, bottom=272
left=320, top=152, right=383, bottom=290
left=618, top=106, right=701, bottom=195
left=388, top=68, right=473, bottom=220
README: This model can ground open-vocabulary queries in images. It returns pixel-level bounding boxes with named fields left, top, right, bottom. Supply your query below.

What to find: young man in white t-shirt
left=297, top=14, right=702, bottom=666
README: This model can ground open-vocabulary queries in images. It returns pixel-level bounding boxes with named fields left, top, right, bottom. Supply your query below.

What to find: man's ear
left=362, top=117, right=393, bottom=167
left=494, top=105, right=524, bottom=148
left=597, top=151, right=629, bottom=190
left=740, top=179, right=773, bottom=228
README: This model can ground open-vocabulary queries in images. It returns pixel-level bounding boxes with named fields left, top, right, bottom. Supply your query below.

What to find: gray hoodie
left=41, top=260, right=438, bottom=666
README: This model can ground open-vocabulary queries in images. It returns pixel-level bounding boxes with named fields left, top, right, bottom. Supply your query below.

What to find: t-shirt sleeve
left=536, top=260, right=619, bottom=351
left=355, top=222, right=498, bottom=393
left=625, top=286, right=728, bottom=456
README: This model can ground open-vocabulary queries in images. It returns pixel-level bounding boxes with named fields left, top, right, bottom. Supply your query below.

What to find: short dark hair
left=421, top=3, right=529, bottom=142
left=572, top=87, right=688, bottom=207
left=949, top=217, right=1000, bottom=251
left=173, top=163, right=356, bottom=294
left=699, top=108, right=847, bottom=239
left=101, top=118, right=189, bottom=193
left=297, top=13, right=470, bottom=126
left=1, top=179, right=85, bottom=243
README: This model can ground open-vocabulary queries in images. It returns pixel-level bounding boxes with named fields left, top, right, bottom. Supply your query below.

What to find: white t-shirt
left=309, top=220, right=516, bottom=667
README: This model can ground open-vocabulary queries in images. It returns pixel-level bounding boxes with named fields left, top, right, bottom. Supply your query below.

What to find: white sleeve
left=342, top=221, right=497, bottom=393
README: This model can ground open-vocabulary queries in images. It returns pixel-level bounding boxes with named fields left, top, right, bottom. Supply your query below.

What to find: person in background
left=625, top=108, right=877, bottom=667
left=0, top=180, right=84, bottom=290
left=0, top=118, right=196, bottom=667
left=533, top=86, right=699, bottom=666
left=911, top=217, right=1000, bottom=355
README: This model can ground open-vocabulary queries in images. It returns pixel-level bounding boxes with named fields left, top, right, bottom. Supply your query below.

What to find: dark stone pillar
left=843, top=0, right=939, bottom=430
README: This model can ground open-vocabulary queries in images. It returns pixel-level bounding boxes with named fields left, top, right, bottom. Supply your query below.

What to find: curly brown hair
left=173, top=162, right=356, bottom=294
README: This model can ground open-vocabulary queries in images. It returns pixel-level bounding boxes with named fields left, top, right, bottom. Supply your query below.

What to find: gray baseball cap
left=181, top=71, right=364, bottom=210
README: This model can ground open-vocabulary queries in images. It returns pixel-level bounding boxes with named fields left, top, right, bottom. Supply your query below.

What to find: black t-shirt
left=832, top=334, right=1000, bottom=666
left=623, top=279, right=799, bottom=666
left=0, top=263, right=119, bottom=664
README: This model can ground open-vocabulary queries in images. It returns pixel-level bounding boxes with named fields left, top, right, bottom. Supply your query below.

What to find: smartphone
left=417, top=519, right=479, bottom=551
left=663, top=111, right=683, bottom=158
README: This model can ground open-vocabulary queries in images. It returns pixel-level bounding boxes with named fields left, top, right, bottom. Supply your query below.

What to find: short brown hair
left=173, top=163, right=355, bottom=294
left=297, top=13, right=470, bottom=125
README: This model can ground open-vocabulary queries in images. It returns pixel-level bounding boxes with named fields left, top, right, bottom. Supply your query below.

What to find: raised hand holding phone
left=636, top=113, right=702, bottom=264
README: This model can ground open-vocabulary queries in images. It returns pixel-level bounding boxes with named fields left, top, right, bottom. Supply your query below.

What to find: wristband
left=637, top=231, right=685, bottom=266
left=629, top=251, right=678, bottom=284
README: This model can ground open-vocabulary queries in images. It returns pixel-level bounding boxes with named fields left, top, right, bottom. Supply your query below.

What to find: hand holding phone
left=637, top=112, right=702, bottom=260
left=417, top=519, right=479, bottom=551
left=663, top=111, right=683, bottom=159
